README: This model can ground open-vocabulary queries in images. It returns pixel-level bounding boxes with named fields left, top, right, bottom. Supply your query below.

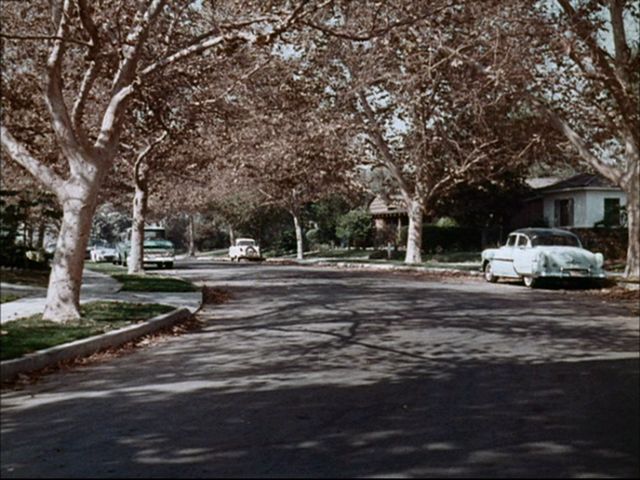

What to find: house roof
left=368, top=194, right=406, bottom=216
left=538, top=173, right=618, bottom=192
left=525, top=177, right=561, bottom=189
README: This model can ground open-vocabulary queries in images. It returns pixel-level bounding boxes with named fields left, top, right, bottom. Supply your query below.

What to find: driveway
left=1, top=260, right=638, bottom=478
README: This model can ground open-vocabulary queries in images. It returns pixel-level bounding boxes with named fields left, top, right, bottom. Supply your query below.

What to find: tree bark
left=127, top=175, right=148, bottom=274
left=228, top=225, right=235, bottom=247
left=43, top=185, right=99, bottom=322
left=188, top=214, right=196, bottom=257
left=405, top=198, right=423, bottom=264
left=292, top=210, right=304, bottom=260
left=622, top=168, right=639, bottom=278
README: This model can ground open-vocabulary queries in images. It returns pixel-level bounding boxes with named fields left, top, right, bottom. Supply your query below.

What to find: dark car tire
left=484, top=262, right=497, bottom=283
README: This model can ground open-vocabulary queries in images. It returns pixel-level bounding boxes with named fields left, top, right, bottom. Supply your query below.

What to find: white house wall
left=543, top=189, right=627, bottom=228
left=584, top=190, right=627, bottom=226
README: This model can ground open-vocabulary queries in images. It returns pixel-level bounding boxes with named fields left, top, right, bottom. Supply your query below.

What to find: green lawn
left=0, top=301, right=174, bottom=361
left=1, top=292, right=24, bottom=304
left=85, top=261, right=127, bottom=275
left=0, top=268, right=50, bottom=287
left=111, top=274, right=198, bottom=292
left=86, top=262, right=198, bottom=292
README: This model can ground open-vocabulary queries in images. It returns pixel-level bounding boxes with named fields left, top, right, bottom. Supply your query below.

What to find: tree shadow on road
left=2, top=268, right=638, bottom=478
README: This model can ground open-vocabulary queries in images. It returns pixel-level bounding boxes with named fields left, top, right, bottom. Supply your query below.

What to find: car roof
left=511, top=228, right=578, bottom=237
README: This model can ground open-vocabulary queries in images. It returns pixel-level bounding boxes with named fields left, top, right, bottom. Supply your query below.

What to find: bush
left=305, top=228, right=321, bottom=249
left=336, top=209, right=373, bottom=248
left=368, top=249, right=387, bottom=259
left=569, top=228, right=627, bottom=260
left=397, top=224, right=481, bottom=253
left=368, top=249, right=404, bottom=260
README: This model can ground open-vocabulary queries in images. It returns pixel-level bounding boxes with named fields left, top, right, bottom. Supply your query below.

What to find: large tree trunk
left=292, top=210, right=304, bottom=260
left=128, top=176, right=148, bottom=275
left=188, top=214, right=196, bottom=257
left=622, top=170, right=639, bottom=278
left=228, top=225, right=235, bottom=247
left=43, top=185, right=99, bottom=322
left=405, top=199, right=424, bottom=264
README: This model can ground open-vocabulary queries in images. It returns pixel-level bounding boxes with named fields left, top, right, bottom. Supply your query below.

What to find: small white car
left=90, top=242, right=117, bottom=262
left=229, top=238, right=262, bottom=261
left=481, top=228, right=605, bottom=288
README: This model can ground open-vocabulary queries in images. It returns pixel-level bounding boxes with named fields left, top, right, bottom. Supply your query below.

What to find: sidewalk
left=0, top=268, right=202, bottom=324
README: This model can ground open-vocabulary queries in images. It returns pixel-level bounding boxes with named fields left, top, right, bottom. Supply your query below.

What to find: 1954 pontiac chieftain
left=481, top=228, right=606, bottom=288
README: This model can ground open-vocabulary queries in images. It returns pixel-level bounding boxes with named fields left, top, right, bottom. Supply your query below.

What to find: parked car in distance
left=115, top=226, right=175, bottom=269
left=481, top=228, right=606, bottom=288
left=90, top=242, right=117, bottom=262
left=229, top=238, right=262, bottom=261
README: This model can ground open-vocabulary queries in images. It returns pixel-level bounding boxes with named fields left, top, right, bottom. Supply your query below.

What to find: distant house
left=368, top=194, right=408, bottom=246
left=514, top=173, right=627, bottom=229
left=368, top=194, right=407, bottom=230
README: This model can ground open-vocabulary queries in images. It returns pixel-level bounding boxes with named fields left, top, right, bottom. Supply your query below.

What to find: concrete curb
left=1, top=307, right=192, bottom=383
left=265, top=258, right=483, bottom=276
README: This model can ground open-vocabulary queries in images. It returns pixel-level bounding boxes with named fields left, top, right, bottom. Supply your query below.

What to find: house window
left=604, top=198, right=621, bottom=226
left=554, top=199, right=574, bottom=226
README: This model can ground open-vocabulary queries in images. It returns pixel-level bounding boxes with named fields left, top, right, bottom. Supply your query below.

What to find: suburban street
left=1, top=260, right=638, bottom=478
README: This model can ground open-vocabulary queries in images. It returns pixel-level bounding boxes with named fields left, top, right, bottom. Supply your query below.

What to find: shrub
left=369, top=249, right=404, bottom=260
left=396, top=224, right=481, bottom=253
left=336, top=209, right=373, bottom=248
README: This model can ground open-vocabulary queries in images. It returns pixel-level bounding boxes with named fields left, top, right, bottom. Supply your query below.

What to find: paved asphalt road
left=1, top=260, right=638, bottom=478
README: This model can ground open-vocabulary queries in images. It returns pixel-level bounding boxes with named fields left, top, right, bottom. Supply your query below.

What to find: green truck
left=115, top=225, right=175, bottom=269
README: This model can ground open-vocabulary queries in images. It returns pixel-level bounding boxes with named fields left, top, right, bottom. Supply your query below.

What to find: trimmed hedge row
left=569, top=228, right=628, bottom=260
left=392, top=225, right=627, bottom=258
left=398, top=225, right=483, bottom=253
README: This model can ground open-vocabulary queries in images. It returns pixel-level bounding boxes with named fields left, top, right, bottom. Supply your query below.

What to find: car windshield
left=144, top=230, right=166, bottom=241
left=237, top=240, right=255, bottom=246
left=531, top=233, right=580, bottom=247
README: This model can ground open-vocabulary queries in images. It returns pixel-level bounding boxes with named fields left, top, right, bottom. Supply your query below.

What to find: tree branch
left=44, top=0, right=88, bottom=175
left=72, top=0, right=102, bottom=135
left=1, top=126, right=65, bottom=197
left=0, top=32, right=91, bottom=47
left=537, top=100, right=624, bottom=185
left=357, top=90, right=412, bottom=205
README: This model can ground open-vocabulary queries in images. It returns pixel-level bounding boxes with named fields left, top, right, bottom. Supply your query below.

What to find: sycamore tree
left=0, top=0, right=328, bottom=321
left=225, top=59, right=361, bottom=260
left=306, top=2, right=544, bottom=264
left=427, top=1, right=639, bottom=277
left=532, top=0, right=639, bottom=278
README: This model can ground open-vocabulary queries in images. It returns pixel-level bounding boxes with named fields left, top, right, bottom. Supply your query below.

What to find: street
left=1, top=260, right=638, bottom=478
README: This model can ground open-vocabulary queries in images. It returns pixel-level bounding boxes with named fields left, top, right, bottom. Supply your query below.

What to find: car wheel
left=484, top=262, right=497, bottom=283
left=523, top=276, right=538, bottom=288
left=166, top=262, right=173, bottom=268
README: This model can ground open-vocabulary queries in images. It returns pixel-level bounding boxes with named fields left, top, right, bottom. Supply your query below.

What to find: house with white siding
left=513, top=173, right=628, bottom=229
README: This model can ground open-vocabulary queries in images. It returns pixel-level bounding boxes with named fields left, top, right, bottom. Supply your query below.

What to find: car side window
left=506, top=235, right=517, bottom=247
left=517, top=235, right=528, bottom=248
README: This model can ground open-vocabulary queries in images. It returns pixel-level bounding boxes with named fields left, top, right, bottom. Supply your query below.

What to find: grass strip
left=1, top=293, right=24, bottom=304
left=86, top=262, right=197, bottom=292
left=111, top=274, right=198, bottom=292
left=0, top=301, right=174, bottom=361
left=0, top=268, right=50, bottom=287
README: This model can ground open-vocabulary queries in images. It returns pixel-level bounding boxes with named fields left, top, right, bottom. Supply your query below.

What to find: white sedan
left=481, top=228, right=606, bottom=288
left=90, top=242, right=117, bottom=262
